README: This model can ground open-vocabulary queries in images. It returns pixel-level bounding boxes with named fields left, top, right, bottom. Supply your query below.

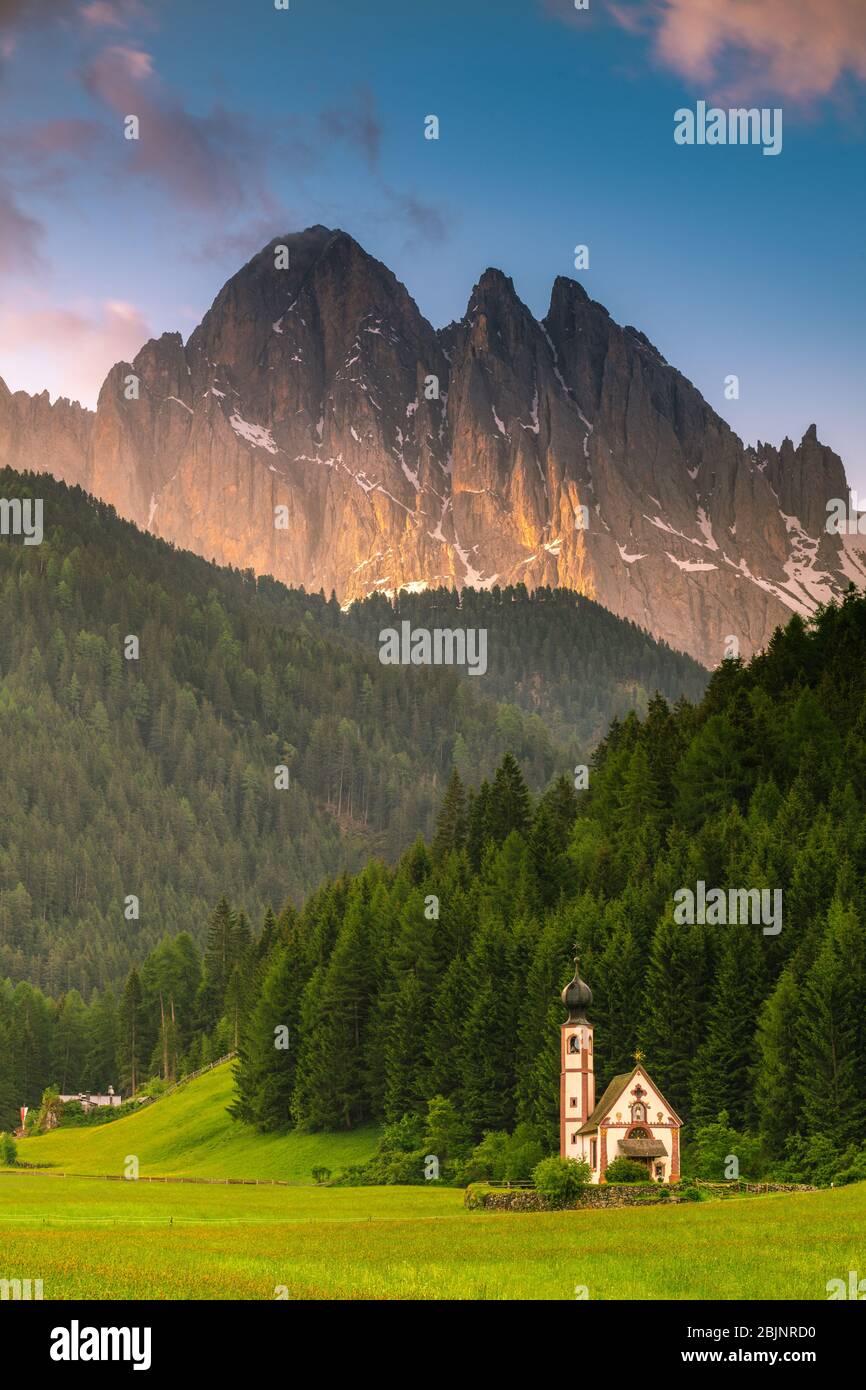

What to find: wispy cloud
left=0, top=0, right=150, bottom=29
left=0, top=0, right=73, bottom=26
left=81, top=44, right=268, bottom=211
left=319, top=87, right=382, bottom=170
left=0, top=183, right=42, bottom=275
left=383, top=188, right=449, bottom=248
left=16, top=116, right=104, bottom=156
left=80, top=0, right=145, bottom=27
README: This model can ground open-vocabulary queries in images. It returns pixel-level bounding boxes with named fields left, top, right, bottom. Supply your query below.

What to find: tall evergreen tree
left=117, top=969, right=144, bottom=1095
left=431, top=769, right=467, bottom=862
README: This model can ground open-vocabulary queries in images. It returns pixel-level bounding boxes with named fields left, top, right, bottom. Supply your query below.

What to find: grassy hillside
left=0, top=1173, right=862, bottom=1299
left=14, top=1062, right=379, bottom=1180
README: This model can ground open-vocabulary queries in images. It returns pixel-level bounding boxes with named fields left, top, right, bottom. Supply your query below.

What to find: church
left=559, top=957, right=682, bottom=1183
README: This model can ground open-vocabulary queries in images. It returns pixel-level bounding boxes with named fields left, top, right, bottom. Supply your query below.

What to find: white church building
left=559, top=958, right=682, bottom=1183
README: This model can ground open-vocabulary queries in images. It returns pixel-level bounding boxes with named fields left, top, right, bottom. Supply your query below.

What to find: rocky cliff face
left=2, top=225, right=861, bottom=666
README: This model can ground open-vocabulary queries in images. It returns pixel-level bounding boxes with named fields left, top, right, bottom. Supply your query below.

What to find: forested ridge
left=342, top=585, right=707, bottom=746
left=0, top=468, right=704, bottom=995
left=5, top=588, right=866, bottom=1180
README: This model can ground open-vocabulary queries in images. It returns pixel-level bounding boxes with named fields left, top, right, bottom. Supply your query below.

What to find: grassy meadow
left=4, top=1062, right=865, bottom=1300
left=1, top=1172, right=864, bottom=1299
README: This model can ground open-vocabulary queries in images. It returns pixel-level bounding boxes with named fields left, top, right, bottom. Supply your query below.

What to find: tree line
left=0, top=468, right=702, bottom=996
left=11, top=582, right=864, bottom=1181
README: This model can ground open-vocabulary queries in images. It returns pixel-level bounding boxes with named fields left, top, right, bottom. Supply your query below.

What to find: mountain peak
left=2, top=233, right=855, bottom=670
left=547, top=274, right=592, bottom=314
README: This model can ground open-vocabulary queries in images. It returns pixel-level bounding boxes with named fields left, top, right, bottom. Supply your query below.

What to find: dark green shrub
left=531, top=1156, right=591, bottom=1206
left=604, top=1156, right=650, bottom=1183
left=675, top=1183, right=702, bottom=1202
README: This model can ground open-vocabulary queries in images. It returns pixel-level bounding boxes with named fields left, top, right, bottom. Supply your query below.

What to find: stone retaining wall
left=465, top=1181, right=816, bottom=1212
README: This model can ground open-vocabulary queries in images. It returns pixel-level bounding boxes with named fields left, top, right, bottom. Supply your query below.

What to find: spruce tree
left=431, top=769, right=467, bottom=862
left=798, top=901, right=866, bottom=1146
left=117, top=969, right=144, bottom=1095
left=488, top=753, right=532, bottom=844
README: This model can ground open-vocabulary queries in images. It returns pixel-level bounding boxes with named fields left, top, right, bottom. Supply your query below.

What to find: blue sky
left=1, top=0, right=864, bottom=487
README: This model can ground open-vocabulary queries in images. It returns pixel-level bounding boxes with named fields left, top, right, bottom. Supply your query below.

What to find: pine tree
left=291, top=891, right=376, bottom=1129
left=754, top=966, right=801, bottom=1156
left=383, top=972, right=428, bottom=1121
left=689, top=923, right=766, bottom=1130
left=199, top=897, right=237, bottom=1026
left=798, top=901, right=866, bottom=1146
left=52, top=991, right=87, bottom=1093
left=83, top=991, right=118, bottom=1092
left=639, top=917, right=710, bottom=1120
left=488, top=754, right=532, bottom=844
left=117, top=969, right=144, bottom=1095
left=231, top=929, right=307, bottom=1131
left=431, top=769, right=467, bottom=862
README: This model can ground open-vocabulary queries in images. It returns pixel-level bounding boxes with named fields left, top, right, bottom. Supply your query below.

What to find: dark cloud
left=0, top=0, right=73, bottom=24
left=0, top=0, right=147, bottom=27
left=0, top=182, right=42, bottom=274
left=319, top=88, right=382, bottom=170
left=384, top=188, right=449, bottom=246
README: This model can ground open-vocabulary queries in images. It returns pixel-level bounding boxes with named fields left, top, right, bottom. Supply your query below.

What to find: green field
left=1, top=1173, right=864, bottom=1299
left=12, top=1062, right=379, bottom=1181
left=4, top=1063, right=865, bottom=1300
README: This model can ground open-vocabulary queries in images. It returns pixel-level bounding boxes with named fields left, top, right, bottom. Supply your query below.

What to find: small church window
left=568, top=1035, right=581, bottom=1054
left=570, top=1097, right=578, bottom=1108
left=590, top=1139, right=597, bottom=1168
left=571, top=1133, right=578, bottom=1145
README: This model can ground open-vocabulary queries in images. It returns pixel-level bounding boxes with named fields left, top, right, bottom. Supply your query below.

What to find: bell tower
left=559, top=955, right=595, bottom=1158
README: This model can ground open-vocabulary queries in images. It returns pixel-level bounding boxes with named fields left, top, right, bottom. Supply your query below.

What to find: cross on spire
left=632, top=1047, right=645, bottom=1064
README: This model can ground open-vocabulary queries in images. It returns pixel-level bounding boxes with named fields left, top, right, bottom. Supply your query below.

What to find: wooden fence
left=1, top=1168, right=298, bottom=1187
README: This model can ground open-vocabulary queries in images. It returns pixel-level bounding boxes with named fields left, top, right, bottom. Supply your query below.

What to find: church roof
left=578, top=1065, right=683, bottom=1134
left=561, top=957, right=592, bottom=1024
left=618, top=1137, right=668, bottom=1158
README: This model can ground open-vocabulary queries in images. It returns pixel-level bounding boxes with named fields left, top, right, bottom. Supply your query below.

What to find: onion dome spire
left=561, top=952, right=592, bottom=1024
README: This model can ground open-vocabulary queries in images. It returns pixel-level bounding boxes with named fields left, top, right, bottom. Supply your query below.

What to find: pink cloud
left=615, top=0, right=866, bottom=102
left=0, top=0, right=72, bottom=26
left=662, top=0, right=866, bottom=100
left=545, top=0, right=866, bottom=103
left=0, top=0, right=147, bottom=29
left=0, top=298, right=149, bottom=407
left=17, top=116, right=103, bottom=156
left=81, top=0, right=139, bottom=26
left=81, top=44, right=266, bottom=211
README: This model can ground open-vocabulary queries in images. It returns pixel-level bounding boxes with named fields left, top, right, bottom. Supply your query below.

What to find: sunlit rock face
left=2, top=225, right=859, bottom=667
